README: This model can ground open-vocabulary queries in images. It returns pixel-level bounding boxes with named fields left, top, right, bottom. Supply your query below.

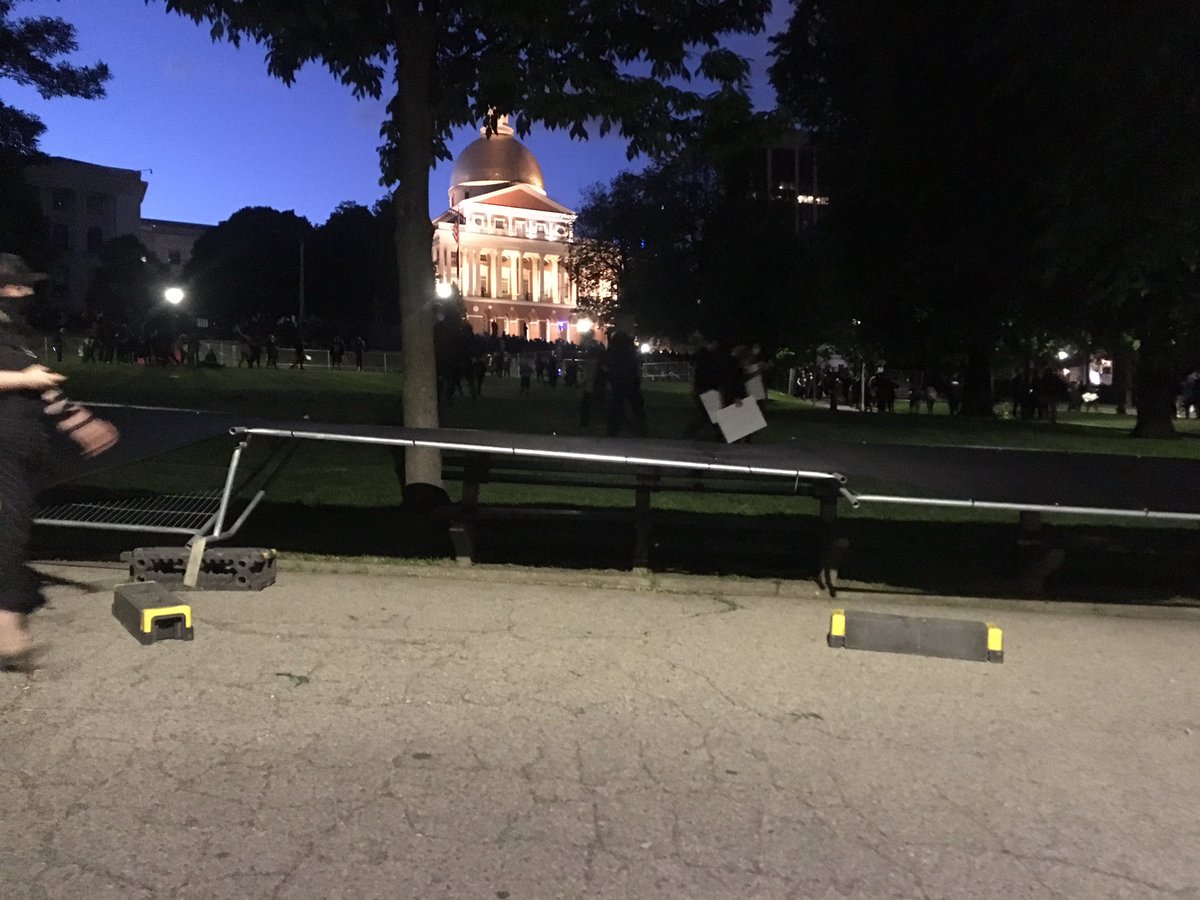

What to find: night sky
left=7, top=0, right=783, bottom=227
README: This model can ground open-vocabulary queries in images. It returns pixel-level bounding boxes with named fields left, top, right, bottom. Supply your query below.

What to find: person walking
left=0, top=254, right=118, bottom=669
left=684, top=334, right=740, bottom=441
left=604, top=320, right=648, bottom=438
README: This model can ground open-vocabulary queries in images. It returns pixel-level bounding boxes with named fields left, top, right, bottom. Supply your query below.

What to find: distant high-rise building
left=727, top=131, right=827, bottom=233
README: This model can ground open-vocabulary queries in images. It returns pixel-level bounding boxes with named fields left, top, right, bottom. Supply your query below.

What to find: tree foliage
left=572, top=163, right=718, bottom=339
left=571, top=120, right=829, bottom=351
left=770, top=1, right=1049, bottom=414
left=86, top=235, right=170, bottom=322
left=0, top=0, right=110, bottom=155
left=184, top=206, right=312, bottom=328
left=563, top=236, right=622, bottom=332
left=770, top=0, right=1200, bottom=433
left=305, top=199, right=398, bottom=339
left=156, top=0, right=770, bottom=489
left=0, top=147, right=45, bottom=263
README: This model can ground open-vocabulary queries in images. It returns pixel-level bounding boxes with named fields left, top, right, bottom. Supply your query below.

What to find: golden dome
left=449, top=118, right=545, bottom=199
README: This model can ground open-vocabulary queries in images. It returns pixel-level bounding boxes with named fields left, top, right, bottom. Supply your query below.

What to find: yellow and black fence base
left=113, top=582, right=194, bottom=645
left=828, top=609, right=1002, bottom=663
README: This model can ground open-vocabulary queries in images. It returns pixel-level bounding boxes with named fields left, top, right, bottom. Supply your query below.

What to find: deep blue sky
left=7, top=0, right=784, bottom=227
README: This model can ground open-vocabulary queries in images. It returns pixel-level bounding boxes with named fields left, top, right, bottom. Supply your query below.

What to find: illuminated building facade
left=432, top=117, right=583, bottom=341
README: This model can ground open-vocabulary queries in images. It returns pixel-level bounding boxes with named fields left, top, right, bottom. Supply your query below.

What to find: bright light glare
left=577, top=317, right=594, bottom=333
left=1056, top=350, right=1069, bottom=360
left=163, top=287, right=185, bottom=305
left=639, top=342, right=652, bottom=354
left=435, top=282, right=453, bottom=300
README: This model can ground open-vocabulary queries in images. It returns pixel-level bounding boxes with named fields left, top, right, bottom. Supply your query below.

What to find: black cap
left=0, top=253, right=47, bottom=298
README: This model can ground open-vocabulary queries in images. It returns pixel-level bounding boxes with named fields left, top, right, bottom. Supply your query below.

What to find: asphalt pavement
left=3, top=563, right=1198, bottom=898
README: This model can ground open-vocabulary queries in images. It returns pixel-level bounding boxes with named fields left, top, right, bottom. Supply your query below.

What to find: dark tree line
left=768, top=0, right=1200, bottom=436
left=571, top=107, right=839, bottom=356
left=180, top=200, right=397, bottom=338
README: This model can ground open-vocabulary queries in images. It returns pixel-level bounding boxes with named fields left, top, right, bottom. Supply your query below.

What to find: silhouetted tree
left=0, top=149, right=46, bottom=266
left=563, top=237, right=623, bottom=333
left=771, top=1, right=1047, bottom=416
left=0, top=0, right=110, bottom=155
left=184, top=206, right=312, bottom=329
left=771, top=0, right=1200, bottom=434
left=86, top=235, right=170, bottom=322
left=573, top=162, right=719, bottom=339
left=306, top=200, right=397, bottom=340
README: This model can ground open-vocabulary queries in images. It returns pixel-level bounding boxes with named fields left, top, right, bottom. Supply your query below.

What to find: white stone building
left=432, top=118, right=584, bottom=341
left=22, top=156, right=147, bottom=310
left=140, top=218, right=211, bottom=281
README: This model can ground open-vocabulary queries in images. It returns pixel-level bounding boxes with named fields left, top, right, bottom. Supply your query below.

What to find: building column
left=533, top=254, right=543, bottom=303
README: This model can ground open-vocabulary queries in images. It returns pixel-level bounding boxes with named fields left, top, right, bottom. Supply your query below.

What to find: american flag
left=452, top=212, right=461, bottom=244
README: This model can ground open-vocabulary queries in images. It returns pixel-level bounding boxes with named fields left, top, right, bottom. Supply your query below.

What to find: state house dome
left=449, top=117, right=546, bottom=203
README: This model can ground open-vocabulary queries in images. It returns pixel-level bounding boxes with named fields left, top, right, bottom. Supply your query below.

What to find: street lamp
left=164, top=286, right=185, bottom=305
left=577, top=317, right=594, bottom=333
left=435, top=282, right=453, bottom=300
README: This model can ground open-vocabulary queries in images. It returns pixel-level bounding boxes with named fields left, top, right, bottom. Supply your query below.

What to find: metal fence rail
left=847, top=492, right=1200, bottom=523
left=641, top=361, right=692, bottom=382
left=35, top=491, right=225, bottom=536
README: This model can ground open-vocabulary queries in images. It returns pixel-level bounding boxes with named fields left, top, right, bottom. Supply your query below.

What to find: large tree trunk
left=1130, top=315, right=1177, bottom=438
left=392, top=31, right=443, bottom=498
left=959, top=343, right=995, bottom=416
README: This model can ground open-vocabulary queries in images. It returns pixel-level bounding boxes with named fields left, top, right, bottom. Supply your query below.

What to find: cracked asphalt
left=2, top=563, right=1199, bottom=899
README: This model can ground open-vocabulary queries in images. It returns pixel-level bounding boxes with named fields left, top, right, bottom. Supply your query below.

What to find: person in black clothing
left=265, top=334, right=279, bottom=368
left=603, top=324, right=648, bottom=437
left=684, top=335, right=741, bottom=440
left=354, top=336, right=366, bottom=371
left=290, top=337, right=306, bottom=370
left=0, top=254, right=118, bottom=668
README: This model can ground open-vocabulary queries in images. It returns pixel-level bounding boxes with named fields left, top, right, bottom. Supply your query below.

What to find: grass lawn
left=45, top=356, right=1200, bottom=514
left=53, top=354, right=1200, bottom=458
